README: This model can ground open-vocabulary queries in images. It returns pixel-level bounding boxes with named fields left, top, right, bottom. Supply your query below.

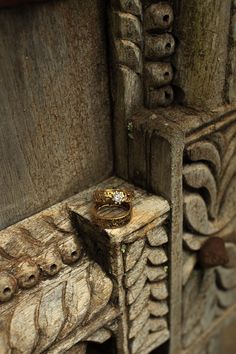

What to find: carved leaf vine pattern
left=0, top=263, right=114, bottom=354
left=182, top=120, right=236, bottom=349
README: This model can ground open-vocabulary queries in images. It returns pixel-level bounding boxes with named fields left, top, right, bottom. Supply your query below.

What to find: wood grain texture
left=182, top=111, right=236, bottom=350
left=173, top=0, right=231, bottom=110
left=109, top=0, right=143, bottom=179
left=0, top=261, right=117, bottom=354
left=0, top=0, right=113, bottom=230
left=70, top=177, right=170, bottom=354
left=128, top=107, right=236, bottom=354
left=228, top=2, right=236, bottom=104
left=0, top=0, right=45, bottom=6
left=143, top=2, right=175, bottom=108
left=128, top=109, right=184, bottom=354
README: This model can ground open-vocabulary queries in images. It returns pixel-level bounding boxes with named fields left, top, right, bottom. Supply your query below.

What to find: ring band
left=92, top=202, right=132, bottom=229
left=93, top=189, right=134, bottom=205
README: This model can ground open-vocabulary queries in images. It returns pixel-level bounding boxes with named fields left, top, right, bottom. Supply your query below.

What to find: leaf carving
left=183, top=163, right=217, bottom=218
left=87, top=264, right=113, bottom=321
left=59, top=276, right=91, bottom=339
left=186, top=140, right=221, bottom=175
left=10, top=297, right=39, bottom=354
left=183, top=193, right=229, bottom=235
left=35, top=283, right=66, bottom=353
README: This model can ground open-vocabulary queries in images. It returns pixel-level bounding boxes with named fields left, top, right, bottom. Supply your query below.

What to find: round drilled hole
left=3, top=287, right=11, bottom=296
left=28, top=275, right=35, bottom=282
left=165, top=91, right=171, bottom=100
left=71, top=251, right=78, bottom=258
left=165, top=42, right=171, bottom=50
left=163, top=14, right=170, bottom=23
left=50, top=264, right=57, bottom=272
left=164, top=72, right=170, bottom=78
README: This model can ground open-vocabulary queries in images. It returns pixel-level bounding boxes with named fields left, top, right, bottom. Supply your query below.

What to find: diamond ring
left=92, top=188, right=134, bottom=229
left=93, top=189, right=134, bottom=205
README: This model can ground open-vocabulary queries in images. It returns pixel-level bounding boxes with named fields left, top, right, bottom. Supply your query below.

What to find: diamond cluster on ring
left=112, top=191, right=125, bottom=204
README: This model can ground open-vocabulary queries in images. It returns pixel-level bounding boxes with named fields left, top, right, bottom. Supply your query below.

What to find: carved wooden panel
left=109, top=0, right=175, bottom=178
left=228, top=1, right=236, bottom=104
left=0, top=179, right=120, bottom=353
left=128, top=107, right=236, bottom=354
left=182, top=114, right=236, bottom=351
left=0, top=177, right=170, bottom=354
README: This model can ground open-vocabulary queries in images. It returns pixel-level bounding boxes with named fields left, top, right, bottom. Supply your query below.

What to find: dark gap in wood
left=150, top=340, right=169, bottom=354
left=86, top=336, right=117, bottom=354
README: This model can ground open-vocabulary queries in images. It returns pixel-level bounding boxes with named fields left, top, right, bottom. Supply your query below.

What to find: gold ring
left=91, top=202, right=132, bottom=229
left=93, top=188, right=134, bottom=205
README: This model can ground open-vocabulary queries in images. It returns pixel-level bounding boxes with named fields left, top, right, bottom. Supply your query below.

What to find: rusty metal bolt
left=198, top=237, right=229, bottom=268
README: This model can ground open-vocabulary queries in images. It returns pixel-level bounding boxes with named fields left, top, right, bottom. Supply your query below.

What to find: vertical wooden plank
left=109, top=0, right=144, bottom=179
left=228, top=1, right=236, bottom=104
left=149, top=125, right=184, bottom=354
left=0, top=0, right=113, bottom=229
left=173, top=0, right=231, bottom=110
left=129, top=113, right=185, bottom=354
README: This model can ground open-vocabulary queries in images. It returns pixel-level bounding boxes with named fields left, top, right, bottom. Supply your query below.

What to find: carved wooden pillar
left=71, top=177, right=170, bottom=354
left=128, top=107, right=236, bottom=354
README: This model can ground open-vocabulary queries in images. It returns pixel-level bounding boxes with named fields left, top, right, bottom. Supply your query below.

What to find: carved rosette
left=122, top=223, right=170, bottom=354
left=182, top=115, right=236, bottom=349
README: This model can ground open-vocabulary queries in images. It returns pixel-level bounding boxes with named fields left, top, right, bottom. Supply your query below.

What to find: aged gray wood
left=129, top=109, right=184, bottom=354
left=228, top=3, right=236, bottom=104
left=173, top=0, right=231, bottom=110
left=110, top=0, right=143, bottom=179
left=0, top=0, right=113, bottom=230
left=70, top=176, right=170, bottom=354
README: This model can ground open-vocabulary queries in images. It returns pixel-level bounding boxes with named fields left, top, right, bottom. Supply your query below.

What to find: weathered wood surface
left=109, top=0, right=143, bottom=179
left=0, top=177, right=125, bottom=353
left=173, top=0, right=231, bottom=110
left=128, top=108, right=184, bottom=354
left=182, top=108, right=236, bottom=351
left=128, top=107, right=236, bottom=354
left=228, top=2, right=236, bottom=104
left=0, top=260, right=117, bottom=354
left=71, top=177, right=170, bottom=354
left=181, top=302, right=236, bottom=354
left=0, top=0, right=44, bottom=7
left=144, top=2, right=175, bottom=108
left=0, top=0, right=113, bottom=230
left=0, top=176, right=171, bottom=353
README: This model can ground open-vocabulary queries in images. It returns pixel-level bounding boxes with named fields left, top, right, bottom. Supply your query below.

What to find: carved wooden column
left=109, top=0, right=236, bottom=353
left=128, top=107, right=236, bottom=354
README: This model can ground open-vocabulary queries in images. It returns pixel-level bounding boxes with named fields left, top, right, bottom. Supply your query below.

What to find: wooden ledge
left=70, top=177, right=170, bottom=244
left=0, top=176, right=170, bottom=353
left=130, top=105, right=236, bottom=143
